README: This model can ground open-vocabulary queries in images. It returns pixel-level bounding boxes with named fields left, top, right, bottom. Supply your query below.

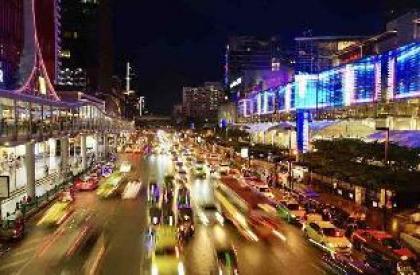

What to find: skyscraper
left=58, top=0, right=114, bottom=96
left=225, top=36, right=273, bottom=88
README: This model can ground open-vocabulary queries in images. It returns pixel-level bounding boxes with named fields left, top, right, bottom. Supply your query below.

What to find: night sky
left=113, top=0, right=413, bottom=114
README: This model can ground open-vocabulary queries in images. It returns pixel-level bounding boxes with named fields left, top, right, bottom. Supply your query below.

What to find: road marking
left=0, top=257, right=29, bottom=271
left=8, top=246, right=37, bottom=258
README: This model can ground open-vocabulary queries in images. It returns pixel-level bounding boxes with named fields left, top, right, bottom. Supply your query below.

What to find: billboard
left=0, top=176, right=10, bottom=199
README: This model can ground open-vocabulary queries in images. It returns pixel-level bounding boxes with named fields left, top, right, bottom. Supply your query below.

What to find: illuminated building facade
left=237, top=42, right=420, bottom=118
left=58, top=0, right=99, bottom=91
left=295, top=36, right=366, bottom=74
left=182, top=82, right=225, bottom=122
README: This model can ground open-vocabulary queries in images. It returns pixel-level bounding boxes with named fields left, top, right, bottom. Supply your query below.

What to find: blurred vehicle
left=96, top=173, right=123, bottom=199
left=198, top=204, right=224, bottom=225
left=249, top=210, right=284, bottom=240
left=344, top=218, right=368, bottom=238
left=74, top=175, right=99, bottom=191
left=119, top=161, right=132, bottom=173
left=351, top=229, right=417, bottom=261
left=150, top=207, right=162, bottom=226
left=38, top=200, right=74, bottom=227
left=364, top=249, right=417, bottom=275
left=321, top=253, right=379, bottom=274
left=177, top=187, right=191, bottom=209
left=122, top=181, right=142, bottom=199
left=212, top=246, right=239, bottom=275
left=219, top=162, right=230, bottom=175
left=148, top=181, right=160, bottom=204
left=177, top=208, right=194, bottom=240
left=151, top=226, right=184, bottom=275
left=37, top=211, right=100, bottom=268
left=277, top=201, right=306, bottom=224
left=0, top=214, right=24, bottom=241
left=192, top=160, right=207, bottom=179
left=304, top=219, right=352, bottom=254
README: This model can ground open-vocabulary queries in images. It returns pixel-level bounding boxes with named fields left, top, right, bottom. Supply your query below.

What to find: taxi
left=304, top=218, right=352, bottom=254
left=151, top=226, right=184, bottom=275
left=277, top=200, right=306, bottom=224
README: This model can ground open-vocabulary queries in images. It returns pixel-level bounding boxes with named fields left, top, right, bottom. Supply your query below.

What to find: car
left=212, top=246, right=239, bottom=275
left=277, top=201, right=306, bottom=223
left=351, top=229, right=417, bottom=261
left=177, top=187, right=191, bottom=209
left=119, top=161, right=132, bottom=173
left=151, top=226, right=184, bottom=275
left=74, top=176, right=98, bottom=191
left=321, top=253, right=379, bottom=274
left=192, top=166, right=206, bottom=179
left=0, top=215, right=24, bottom=241
left=198, top=204, right=224, bottom=225
left=37, top=200, right=74, bottom=227
left=304, top=220, right=352, bottom=254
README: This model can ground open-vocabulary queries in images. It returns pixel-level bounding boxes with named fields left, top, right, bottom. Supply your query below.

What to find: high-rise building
left=182, top=82, right=225, bottom=122
left=58, top=0, right=114, bottom=97
left=295, top=35, right=366, bottom=74
left=58, top=0, right=99, bottom=90
left=225, top=36, right=273, bottom=88
left=0, top=0, right=24, bottom=89
left=337, top=10, right=419, bottom=65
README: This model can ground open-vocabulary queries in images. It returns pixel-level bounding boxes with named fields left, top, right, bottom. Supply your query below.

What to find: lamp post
left=375, top=126, right=390, bottom=230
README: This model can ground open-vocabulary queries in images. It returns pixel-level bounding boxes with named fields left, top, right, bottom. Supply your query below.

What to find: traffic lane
left=0, top=153, right=149, bottom=275
left=187, top=175, right=325, bottom=275
left=98, top=153, right=169, bottom=274
left=185, top=219, right=325, bottom=275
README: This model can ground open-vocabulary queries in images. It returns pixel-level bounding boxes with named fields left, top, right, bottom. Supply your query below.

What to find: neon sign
left=229, top=77, right=242, bottom=89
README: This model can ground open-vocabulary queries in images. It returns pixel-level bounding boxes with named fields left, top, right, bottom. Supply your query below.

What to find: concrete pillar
left=60, top=137, right=69, bottom=173
left=103, top=133, right=109, bottom=159
left=49, top=138, right=56, bottom=157
left=93, top=134, right=99, bottom=161
left=25, top=141, right=35, bottom=198
left=81, top=134, right=87, bottom=170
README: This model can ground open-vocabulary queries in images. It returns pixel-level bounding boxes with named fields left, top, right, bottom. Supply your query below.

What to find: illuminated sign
left=229, top=77, right=242, bottom=89
left=296, top=110, right=310, bottom=154
left=0, top=176, right=9, bottom=199
left=240, top=148, right=249, bottom=158
left=39, top=76, right=47, bottom=95
left=0, top=62, right=3, bottom=85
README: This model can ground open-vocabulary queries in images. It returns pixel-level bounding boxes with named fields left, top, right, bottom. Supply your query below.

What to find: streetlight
left=375, top=125, right=390, bottom=230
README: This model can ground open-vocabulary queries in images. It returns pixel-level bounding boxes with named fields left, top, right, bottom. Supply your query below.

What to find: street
left=0, top=152, right=327, bottom=275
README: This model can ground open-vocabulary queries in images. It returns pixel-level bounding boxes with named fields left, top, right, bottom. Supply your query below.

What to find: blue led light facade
left=318, top=68, right=343, bottom=107
left=353, top=57, right=376, bottom=102
left=236, top=42, right=420, bottom=118
left=394, top=43, right=420, bottom=98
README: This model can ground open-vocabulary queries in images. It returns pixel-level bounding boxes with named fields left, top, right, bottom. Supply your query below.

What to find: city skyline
left=114, top=0, right=417, bottom=114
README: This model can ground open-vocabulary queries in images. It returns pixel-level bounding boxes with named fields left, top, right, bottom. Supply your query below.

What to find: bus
left=215, top=177, right=284, bottom=241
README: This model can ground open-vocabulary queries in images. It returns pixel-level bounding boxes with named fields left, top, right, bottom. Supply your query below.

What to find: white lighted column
left=93, top=134, right=99, bottom=161
left=81, top=134, right=87, bottom=170
left=25, top=141, right=35, bottom=198
left=60, top=137, right=69, bottom=173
